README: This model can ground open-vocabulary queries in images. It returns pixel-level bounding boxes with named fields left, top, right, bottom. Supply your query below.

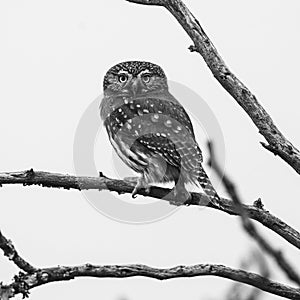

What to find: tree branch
left=1, top=263, right=299, bottom=299
left=0, top=231, right=36, bottom=274
left=1, top=169, right=299, bottom=251
left=0, top=228, right=298, bottom=299
left=208, top=141, right=300, bottom=286
left=126, top=0, right=300, bottom=175
left=1, top=225, right=298, bottom=300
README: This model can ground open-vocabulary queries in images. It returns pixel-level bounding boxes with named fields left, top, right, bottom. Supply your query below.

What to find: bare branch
left=208, top=141, right=300, bottom=286
left=1, top=169, right=300, bottom=250
left=1, top=263, right=299, bottom=299
left=0, top=227, right=298, bottom=299
left=126, top=0, right=300, bottom=174
left=0, top=169, right=299, bottom=251
left=0, top=231, right=36, bottom=274
left=1, top=223, right=298, bottom=299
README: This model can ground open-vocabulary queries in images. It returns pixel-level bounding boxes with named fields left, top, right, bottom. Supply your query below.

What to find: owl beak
left=131, top=78, right=143, bottom=96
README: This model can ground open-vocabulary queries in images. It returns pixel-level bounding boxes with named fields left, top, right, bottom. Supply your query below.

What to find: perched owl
left=100, top=60, right=221, bottom=206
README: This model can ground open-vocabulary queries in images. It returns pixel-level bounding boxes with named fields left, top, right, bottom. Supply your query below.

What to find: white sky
left=1, top=0, right=300, bottom=299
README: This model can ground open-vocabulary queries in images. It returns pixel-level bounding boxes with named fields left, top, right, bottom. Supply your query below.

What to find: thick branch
left=0, top=231, right=36, bottom=274
left=1, top=169, right=300, bottom=251
left=126, top=0, right=300, bottom=175
left=208, top=142, right=300, bottom=286
left=1, top=263, right=299, bottom=299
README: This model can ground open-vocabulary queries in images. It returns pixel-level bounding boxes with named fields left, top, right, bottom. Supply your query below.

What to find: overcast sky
left=1, top=0, right=300, bottom=299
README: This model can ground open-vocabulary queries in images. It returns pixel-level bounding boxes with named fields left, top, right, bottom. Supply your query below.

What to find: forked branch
left=1, top=229, right=299, bottom=300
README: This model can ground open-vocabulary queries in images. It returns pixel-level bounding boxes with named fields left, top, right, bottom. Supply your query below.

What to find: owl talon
left=131, top=185, right=139, bottom=198
left=131, top=186, right=150, bottom=198
left=131, top=176, right=150, bottom=198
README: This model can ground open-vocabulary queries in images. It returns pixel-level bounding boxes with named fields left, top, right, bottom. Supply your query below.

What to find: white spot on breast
left=165, top=120, right=172, bottom=127
left=151, top=114, right=159, bottom=122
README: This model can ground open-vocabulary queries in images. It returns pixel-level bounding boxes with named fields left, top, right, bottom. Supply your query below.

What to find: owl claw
left=131, top=185, right=139, bottom=198
left=131, top=176, right=150, bottom=198
left=131, top=186, right=150, bottom=198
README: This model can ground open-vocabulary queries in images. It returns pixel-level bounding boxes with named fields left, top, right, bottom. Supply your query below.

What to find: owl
left=100, top=60, right=220, bottom=206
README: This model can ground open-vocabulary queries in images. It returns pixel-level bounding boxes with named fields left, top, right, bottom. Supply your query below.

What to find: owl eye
left=141, top=74, right=151, bottom=83
left=118, top=74, right=128, bottom=83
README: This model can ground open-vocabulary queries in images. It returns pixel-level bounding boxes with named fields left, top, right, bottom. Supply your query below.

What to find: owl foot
left=131, top=176, right=150, bottom=198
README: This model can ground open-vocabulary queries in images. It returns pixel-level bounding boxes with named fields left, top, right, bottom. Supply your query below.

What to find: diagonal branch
left=1, top=263, right=300, bottom=299
left=125, top=0, right=300, bottom=175
left=208, top=141, right=300, bottom=286
left=0, top=231, right=36, bottom=274
left=0, top=169, right=300, bottom=251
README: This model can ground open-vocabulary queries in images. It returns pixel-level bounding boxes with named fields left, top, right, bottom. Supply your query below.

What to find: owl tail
left=197, top=165, right=221, bottom=208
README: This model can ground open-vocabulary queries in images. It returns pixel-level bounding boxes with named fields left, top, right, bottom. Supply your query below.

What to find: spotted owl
left=100, top=60, right=220, bottom=205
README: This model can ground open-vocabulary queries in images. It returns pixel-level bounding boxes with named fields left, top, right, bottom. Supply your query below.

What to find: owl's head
left=103, top=61, right=168, bottom=96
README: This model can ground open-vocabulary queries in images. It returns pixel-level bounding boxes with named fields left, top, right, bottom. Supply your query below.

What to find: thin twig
left=0, top=231, right=36, bottom=274
left=208, top=141, right=300, bottom=286
left=1, top=263, right=299, bottom=299
left=126, top=0, right=300, bottom=175
left=0, top=169, right=299, bottom=250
